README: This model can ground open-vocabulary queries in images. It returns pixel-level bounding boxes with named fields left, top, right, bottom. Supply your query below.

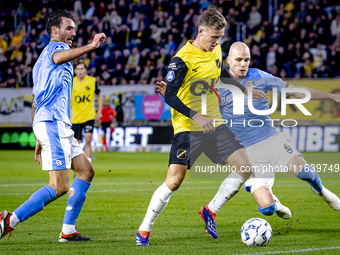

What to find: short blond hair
left=199, top=8, right=227, bottom=30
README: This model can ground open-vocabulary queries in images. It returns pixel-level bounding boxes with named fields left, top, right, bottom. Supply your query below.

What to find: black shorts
left=169, top=124, right=244, bottom=169
left=72, top=120, right=95, bottom=140
left=101, top=121, right=111, bottom=132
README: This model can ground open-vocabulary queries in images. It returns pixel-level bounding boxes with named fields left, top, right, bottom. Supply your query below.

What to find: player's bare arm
left=31, top=99, right=41, bottom=164
left=96, top=93, right=103, bottom=121
left=192, top=113, right=215, bottom=132
left=244, top=87, right=268, bottom=101
left=110, top=117, right=118, bottom=128
left=53, top=33, right=107, bottom=65
left=287, top=84, right=340, bottom=102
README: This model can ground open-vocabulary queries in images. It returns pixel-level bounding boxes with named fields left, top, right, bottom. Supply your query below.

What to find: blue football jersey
left=219, top=68, right=288, bottom=147
left=32, top=41, right=74, bottom=127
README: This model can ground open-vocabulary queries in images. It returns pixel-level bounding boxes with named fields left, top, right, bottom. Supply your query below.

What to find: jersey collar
left=50, top=40, right=60, bottom=43
left=228, top=70, right=248, bottom=82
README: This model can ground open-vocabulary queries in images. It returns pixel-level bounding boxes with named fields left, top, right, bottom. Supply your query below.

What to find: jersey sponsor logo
left=192, top=66, right=200, bottom=72
left=190, top=78, right=223, bottom=115
left=283, top=143, right=293, bottom=154
left=176, top=149, right=187, bottom=159
left=54, top=45, right=65, bottom=51
left=74, top=94, right=91, bottom=103
left=167, top=71, right=175, bottom=82
left=56, top=160, right=62, bottom=166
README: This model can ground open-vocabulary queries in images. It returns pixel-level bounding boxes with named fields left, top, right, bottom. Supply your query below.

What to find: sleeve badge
left=166, top=71, right=175, bottom=82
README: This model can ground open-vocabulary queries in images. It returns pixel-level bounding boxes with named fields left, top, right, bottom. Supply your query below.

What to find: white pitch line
left=1, top=181, right=340, bottom=196
left=0, top=181, right=339, bottom=188
left=0, top=192, right=31, bottom=196
left=1, top=178, right=339, bottom=188
left=229, top=246, right=340, bottom=255
left=0, top=186, right=218, bottom=196
left=0, top=180, right=221, bottom=187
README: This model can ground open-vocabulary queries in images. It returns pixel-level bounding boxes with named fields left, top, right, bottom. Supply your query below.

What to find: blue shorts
left=33, top=120, right=83, bottom=170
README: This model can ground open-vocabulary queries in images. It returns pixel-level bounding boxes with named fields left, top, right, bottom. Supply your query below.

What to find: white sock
left=139, top=182, right=174, bottom=232
left=9, top=213, right=20, bottom=228
left=62, top=224, right=76, bottom=234
left=87, top=157, right=92, bottom=163
left=208, top=171, right=247, bottom=214
left=275, top=201, right=283, bottom=211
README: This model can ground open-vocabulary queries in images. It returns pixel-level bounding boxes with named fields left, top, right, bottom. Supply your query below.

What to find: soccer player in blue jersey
left=154, top=41, right=340, bottom=239
left=0, top=9, right=106, bottom=242
left=218, top=42, right=340, bottom=218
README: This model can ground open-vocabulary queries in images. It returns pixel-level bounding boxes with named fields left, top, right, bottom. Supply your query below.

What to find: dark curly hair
left=45, top=9, right=75, bottom=36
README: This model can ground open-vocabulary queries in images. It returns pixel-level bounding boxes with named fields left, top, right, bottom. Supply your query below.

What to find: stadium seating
left=0, top=0, right=339, bottom=88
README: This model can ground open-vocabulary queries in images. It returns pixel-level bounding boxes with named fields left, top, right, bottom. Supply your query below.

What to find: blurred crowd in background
left=0, top=0, right=340, bottom=88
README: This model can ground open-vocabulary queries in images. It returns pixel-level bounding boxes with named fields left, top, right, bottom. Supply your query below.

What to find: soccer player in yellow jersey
left=136, top=8, right=267, bottom=246
left=71, top=60, right=103, bottom=163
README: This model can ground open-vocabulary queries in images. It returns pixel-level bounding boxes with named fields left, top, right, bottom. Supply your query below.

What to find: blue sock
left=14, top=185, right=57, bottom=222
left=63, top=177, right=91, bottom=225
left=297, top=165, right=323, bottom=192
left=258, top=203, right=277, bottom=216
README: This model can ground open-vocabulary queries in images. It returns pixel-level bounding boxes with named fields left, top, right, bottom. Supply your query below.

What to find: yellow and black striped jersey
left=165, top=40, right=223, bottom=134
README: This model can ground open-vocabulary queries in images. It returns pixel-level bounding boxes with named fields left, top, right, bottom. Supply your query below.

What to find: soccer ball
left=240, top=218, right=272, bottom=247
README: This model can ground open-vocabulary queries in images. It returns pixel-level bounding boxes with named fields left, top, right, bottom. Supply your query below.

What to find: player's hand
left=156, top=81, right=166, bottom=97
left=331, top=94, right=340, bottom=103
left=90, top=33, right=107, bottom=49
left=35, top=140, right=42, bottom=165
left=244, top=87, right=268, bottom=101
left=110, top=122, right=118, bottom=128
left=192, top=113, right=215, bottom=133
left=96, top=112, right=102, bottom=121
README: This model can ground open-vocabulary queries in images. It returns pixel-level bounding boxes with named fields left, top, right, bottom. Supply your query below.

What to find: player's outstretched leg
left=137, top=182, right=174, bottom=246
left=202, top=171, right=249, bottom=239
left=1, top=184, right=58, bottom=240
left=291, top=158, right=340, bottom=211
left=251, top=185, right=292, bottom=220
left=201, top=149, right=252, bottom=239
left=59, top=154, right=95, bottom=242
left=272, top=195, right=292, bottom=219
left=137, top=164, right=184, bottom=246
left=312, top=187, right=340, bottom=211
left=0, top=211, right=14, bottom=239
left=59, top=177, right=93, bottom=242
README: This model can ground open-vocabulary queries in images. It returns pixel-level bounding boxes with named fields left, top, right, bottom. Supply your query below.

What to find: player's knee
left=166, top=179, right=182, bottom=191
left=88, top=167, right=95, bottom=180
left=85, top=139, right=91, bottom=147
left=83, top=165, right=95, bottom=181
left=258, top=203, right=277, bottom=216
left=53, top=183, right=70, bottom=197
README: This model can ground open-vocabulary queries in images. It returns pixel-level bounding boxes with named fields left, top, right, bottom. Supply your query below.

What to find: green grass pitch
left=0, top=151, right=340, bottom=254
